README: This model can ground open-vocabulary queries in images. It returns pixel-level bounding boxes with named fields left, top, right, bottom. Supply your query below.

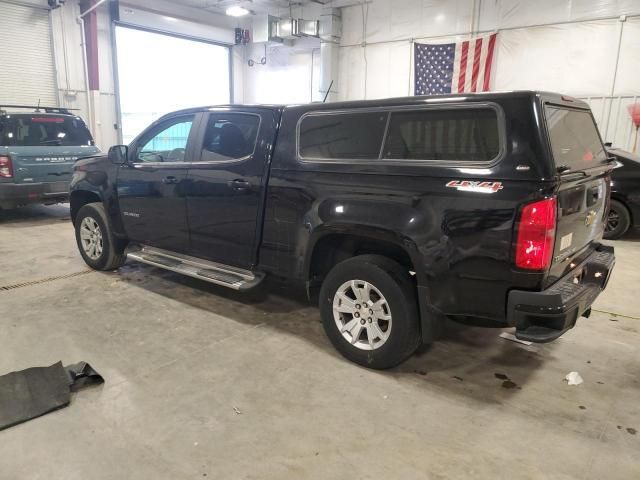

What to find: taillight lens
left=0, top=155, right=13, bottom=178
left=515, top=197, right=557, bottom=270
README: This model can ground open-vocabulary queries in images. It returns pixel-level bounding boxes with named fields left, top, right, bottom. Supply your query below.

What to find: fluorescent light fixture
left=226, top=6, right=249, bottom=17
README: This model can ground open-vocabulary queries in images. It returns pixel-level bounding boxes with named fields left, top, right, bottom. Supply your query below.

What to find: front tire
left=319, top=255, right=421, bottom=369
left=75, top=203, right=126, bottom=270
left=604, top=199, right=631, bottom=240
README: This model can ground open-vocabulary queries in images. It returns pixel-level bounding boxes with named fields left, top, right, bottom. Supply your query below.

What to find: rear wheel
left=604, top=199, right=631, bottom=240
left=319, top=255, right=421, bottom=369
left=75, top=203, right=126, bottom=270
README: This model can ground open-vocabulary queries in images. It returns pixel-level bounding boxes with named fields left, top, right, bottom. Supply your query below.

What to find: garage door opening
left=115, top=26, right=231, bottom=144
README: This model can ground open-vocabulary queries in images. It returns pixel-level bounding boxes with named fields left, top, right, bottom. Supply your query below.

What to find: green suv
left=0, top=105, right=99, bottom=210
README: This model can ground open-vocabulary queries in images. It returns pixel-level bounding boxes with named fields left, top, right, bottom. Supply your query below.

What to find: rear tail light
left=0, top=155, right=13, bottom=178
left=515, top=197, right=557, bottom=270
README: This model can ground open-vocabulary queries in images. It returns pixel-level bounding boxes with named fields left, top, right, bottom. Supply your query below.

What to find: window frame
left=296, top=102, right=506, bottom=168
left=192, top=111, right=262, bottom=164
left=540, top=102, right=608, bottom=173
left=132, top=113, right=197, bottom=165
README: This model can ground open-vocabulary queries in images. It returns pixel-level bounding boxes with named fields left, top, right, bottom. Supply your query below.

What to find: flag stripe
left=457, top=41, right=469, bottom=93
left=414, top=33, right=497, bottom=96
left=470, top=37, right=483, bottom=93
left=482, top=33, right=497, bottom=91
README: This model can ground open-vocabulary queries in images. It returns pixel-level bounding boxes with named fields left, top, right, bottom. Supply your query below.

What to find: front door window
left=137, top=117, right=194, bottom=163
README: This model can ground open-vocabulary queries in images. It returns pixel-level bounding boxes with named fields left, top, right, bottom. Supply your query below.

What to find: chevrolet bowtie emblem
left=585, top=210, right=597, bottom=227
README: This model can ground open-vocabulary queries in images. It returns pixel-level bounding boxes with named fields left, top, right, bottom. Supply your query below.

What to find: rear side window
left=298, top=111, right=387, bottom=160
left=200, top=113, right=260, bottom=162
left=0, top=115, right=94, bottom=147
left=545, top=106, right=607, bottom=172
left=382, top=108, right=500, bottom=162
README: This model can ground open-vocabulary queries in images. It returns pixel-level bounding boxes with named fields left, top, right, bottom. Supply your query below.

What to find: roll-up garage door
left=0, top=2, right=57, bottom=105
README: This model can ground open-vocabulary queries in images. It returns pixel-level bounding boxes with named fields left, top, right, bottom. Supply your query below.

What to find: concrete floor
left=0, top=204, right=638, bottom=480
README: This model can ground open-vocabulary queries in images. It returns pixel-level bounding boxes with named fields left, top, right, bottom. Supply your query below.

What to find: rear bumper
left=0, top=181, right=69, bottom=209
left=507, top=245, right=615, bottom=343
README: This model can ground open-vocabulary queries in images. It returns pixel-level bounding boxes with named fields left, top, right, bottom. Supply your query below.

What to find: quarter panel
left=260, top=94, right=555, bottom=323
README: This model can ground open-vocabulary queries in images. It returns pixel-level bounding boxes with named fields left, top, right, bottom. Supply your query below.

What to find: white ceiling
left=170, top=0, right=367, bottom=16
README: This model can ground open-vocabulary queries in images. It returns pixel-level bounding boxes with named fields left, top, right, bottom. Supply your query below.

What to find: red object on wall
left=628, top=103, right=640, bottom=128
left=628, top=103, right=640, bottom=153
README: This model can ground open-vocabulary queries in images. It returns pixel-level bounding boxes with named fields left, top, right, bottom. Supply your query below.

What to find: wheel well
left=308, top=234, right=415, bottom=295
left=70, top=190, right=101, bottom=225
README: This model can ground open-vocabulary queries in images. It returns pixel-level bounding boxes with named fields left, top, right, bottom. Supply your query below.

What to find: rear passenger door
left=185, top=109, right=278, bottom=269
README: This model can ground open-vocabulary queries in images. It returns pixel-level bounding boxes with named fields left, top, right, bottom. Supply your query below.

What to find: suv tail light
left=0, top=155, right=13, bottom=178
left=515, top=197, right=557, bottom=270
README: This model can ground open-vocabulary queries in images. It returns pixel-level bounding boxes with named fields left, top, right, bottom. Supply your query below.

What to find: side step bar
left=126, top=245, right=264, bottom=291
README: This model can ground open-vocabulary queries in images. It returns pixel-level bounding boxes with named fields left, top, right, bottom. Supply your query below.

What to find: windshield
left=544, top=106, right=607, bottom=172
left=0, top=115, right=94, bottom=147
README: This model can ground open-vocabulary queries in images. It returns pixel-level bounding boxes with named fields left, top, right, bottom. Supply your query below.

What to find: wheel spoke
left=341, top=318, right=358, bottom=333
left=370, top=322, right=385, bottom=341
left=366, top=327, right=375, bottom=348
left=360, top=282, right=372, bottom=303
left=350, top=281, right=363, bottom=301
left=335, top=292, right=356, bottom=312
left=349, top=323, right=363, bottom=344
left=370, top=299, right=385, bottom=312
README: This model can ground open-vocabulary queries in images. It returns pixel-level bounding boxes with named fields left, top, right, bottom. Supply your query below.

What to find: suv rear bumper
left=507, top=245, right=615, bottom=343
left=0, top=181, right=69, bottom=209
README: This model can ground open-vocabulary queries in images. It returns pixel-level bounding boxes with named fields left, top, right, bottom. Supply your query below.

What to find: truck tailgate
left=543, top=105, right=612, bottom=284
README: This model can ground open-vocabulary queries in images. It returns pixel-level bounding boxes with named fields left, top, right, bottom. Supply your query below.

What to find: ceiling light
left=226, top=6, right=249, bottom=17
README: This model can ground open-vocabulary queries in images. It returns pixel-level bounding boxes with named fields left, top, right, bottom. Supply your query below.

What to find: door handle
left=162, top=176, right=179, bottom=184
left=227, top=179, right=251, bottom=191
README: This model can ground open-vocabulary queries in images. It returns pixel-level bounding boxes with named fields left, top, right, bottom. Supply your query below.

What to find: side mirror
left=108, top=145, right=129, bottom=165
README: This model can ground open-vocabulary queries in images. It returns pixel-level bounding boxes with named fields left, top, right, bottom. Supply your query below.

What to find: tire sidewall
left=75, top=204, right=114, bottom=270
left=604, top=200, right=631, bottom=240
left=320, top=256, right=419, bottom=369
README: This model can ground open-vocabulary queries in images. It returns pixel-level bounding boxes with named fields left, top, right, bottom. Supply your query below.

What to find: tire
left=604, top=199, right=631, bottom=240
left=319, top=255, right=421, bottom=369
left=75, top=203, right=126, bottom=270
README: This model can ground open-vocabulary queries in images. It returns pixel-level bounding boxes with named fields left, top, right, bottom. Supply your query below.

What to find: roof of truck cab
left=161, top=91, right=589, bottom=119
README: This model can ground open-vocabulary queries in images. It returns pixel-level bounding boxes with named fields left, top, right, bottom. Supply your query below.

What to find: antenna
left=36, top=99, right=41, bottom=112
left=323, top=80, right=334, bottom=103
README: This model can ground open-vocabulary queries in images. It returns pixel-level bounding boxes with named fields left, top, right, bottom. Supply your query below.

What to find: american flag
left=414, top=33, right=497, bottom=95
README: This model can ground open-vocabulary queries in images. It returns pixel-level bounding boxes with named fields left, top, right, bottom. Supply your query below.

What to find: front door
left=116, top=113, right=197, bottom=253
left=185, top=109, right=278, bottom=268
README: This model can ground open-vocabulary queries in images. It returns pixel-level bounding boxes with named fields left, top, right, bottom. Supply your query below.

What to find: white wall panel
left=479, top=0, right=640, bottom=31
left=493, top=20, right=619, bottom=95
left=242, top=45, right=315, bottom=105
left=363, top=42, right=412, bottom=99
left=614, top=16, right=640, bottom=95
left=341, top=0, right=474, bottom=45
left=338, top=46, right=366, bottom=100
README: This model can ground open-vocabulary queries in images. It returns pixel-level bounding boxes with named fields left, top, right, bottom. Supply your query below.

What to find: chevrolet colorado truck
left=69, top=91, right=616, bottom=369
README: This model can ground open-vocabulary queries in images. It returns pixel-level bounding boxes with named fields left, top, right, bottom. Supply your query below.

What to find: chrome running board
left=126, top=245, right=263, bottom=291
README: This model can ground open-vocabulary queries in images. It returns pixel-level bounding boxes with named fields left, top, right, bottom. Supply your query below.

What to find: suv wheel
left=75, top=203, right=126, bottom=270
left=319, top=255, right=421, bottom=369
left=604, top=199, right=631, bottom=240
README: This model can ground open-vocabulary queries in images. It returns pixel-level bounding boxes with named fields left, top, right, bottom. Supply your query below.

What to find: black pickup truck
left=69, top=91, right=615, bottom=369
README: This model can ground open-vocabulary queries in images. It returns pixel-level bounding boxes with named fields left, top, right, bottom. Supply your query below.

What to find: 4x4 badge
left=446, top=180, right=504, bottom=194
